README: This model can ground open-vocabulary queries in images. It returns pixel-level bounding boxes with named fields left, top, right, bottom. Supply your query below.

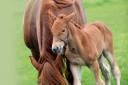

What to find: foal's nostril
left=52, top=47, right=60, bottom=54
left=52, top=48, right=57, bottom=53
left=56, top=47, right=59, bottom=51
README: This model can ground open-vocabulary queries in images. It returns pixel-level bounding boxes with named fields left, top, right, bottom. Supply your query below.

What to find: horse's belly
left=68, top=56, right=85, bottom=65
left=65, top=51, right=85, bottom=65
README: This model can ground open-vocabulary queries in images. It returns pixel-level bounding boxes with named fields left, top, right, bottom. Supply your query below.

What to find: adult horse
left=23, top=0, right=86, bottom=85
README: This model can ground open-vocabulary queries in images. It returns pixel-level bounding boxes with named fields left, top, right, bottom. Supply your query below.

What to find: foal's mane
left=70, top=20, right=82, bottom=29
left=51, top=13, right=83, bottom=31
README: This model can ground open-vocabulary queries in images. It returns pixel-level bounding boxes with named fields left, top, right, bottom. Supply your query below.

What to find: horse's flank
left=67, top=20, right=120, bottom=85
left=66, top=21, right=111, bottom=65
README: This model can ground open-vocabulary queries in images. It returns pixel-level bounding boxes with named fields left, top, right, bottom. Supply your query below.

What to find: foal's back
left=82, top=21, right=112, bottom=54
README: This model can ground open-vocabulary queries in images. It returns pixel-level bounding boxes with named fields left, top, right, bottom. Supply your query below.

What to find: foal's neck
left=67, top=22, right=86, bottom=53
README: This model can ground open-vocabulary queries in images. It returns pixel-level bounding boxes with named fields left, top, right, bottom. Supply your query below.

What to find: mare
left=50, top=13, right=121, bottom=85
left=23, top=0, right=86, bottom=85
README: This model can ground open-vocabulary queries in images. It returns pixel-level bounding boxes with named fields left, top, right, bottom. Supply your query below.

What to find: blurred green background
left=0, top=0, right=128, bottom=85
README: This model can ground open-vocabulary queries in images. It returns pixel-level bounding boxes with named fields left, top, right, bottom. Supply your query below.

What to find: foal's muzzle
left=52, top=41, right=65, bottom=54
left=52, top=46, right=60, bottom=54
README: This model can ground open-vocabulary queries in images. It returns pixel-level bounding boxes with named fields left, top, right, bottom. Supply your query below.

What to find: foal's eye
left=62, top=29, right=65, bottom=32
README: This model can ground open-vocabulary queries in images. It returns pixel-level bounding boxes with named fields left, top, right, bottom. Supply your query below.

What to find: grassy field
left=15, top=0, right=128, bottom=85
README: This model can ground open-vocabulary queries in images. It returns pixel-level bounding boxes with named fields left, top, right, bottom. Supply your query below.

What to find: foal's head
left=50, top=12, right=74, bottom=54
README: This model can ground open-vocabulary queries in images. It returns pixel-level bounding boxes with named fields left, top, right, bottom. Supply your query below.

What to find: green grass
left=15, top=0, right=128, bottom=85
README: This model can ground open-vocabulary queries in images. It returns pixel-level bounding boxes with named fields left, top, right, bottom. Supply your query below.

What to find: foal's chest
left=65, top=46, right=85, bottom=65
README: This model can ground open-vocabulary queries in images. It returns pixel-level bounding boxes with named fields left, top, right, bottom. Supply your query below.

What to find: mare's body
left=23, top=0, right=86, bottom=85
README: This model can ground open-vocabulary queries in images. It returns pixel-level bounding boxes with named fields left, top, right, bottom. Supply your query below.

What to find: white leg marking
left=70, top=64, right=81, bottom=85
left=104, top=51, right=121, bottom=85
left=99, top=55, right=111, bottom=85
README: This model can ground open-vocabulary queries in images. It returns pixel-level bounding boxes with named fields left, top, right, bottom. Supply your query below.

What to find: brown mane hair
left=23, top=0, right=86, bottom=85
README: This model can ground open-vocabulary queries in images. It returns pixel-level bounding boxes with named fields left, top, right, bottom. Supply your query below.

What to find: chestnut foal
left=50, top=13, right=121, bottom=85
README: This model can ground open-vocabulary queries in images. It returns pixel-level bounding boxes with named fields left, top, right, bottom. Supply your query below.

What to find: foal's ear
left=65, top=12, right=75, bottom=22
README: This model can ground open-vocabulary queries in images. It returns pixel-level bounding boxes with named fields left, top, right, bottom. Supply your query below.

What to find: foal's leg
left=103, top=51, right=121, bottom=85
left=98, top=55, right=111, bottom=85
left=70, top=64, right=81, bottom=85
left=91, top=61, right=105, bottom=85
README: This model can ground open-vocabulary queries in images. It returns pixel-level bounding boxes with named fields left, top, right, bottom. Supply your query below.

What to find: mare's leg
left=91, top=61, right=105, bottom=85
left=103, top=51, right=121, bottom=85
left=98, top=55, right=111, bottom=85
left=70, top=64, right=81, bottom=85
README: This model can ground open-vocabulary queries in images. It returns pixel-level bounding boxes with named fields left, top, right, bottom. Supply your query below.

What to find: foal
left=50, top=13, right=121, bottom=85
